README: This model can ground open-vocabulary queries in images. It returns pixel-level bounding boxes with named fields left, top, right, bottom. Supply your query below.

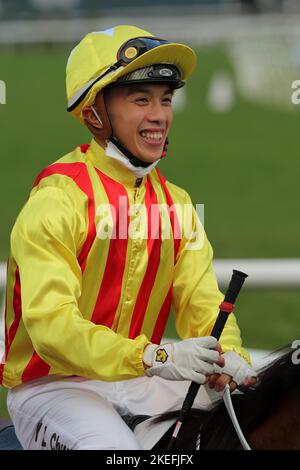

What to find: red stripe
left=9, top=268, right=22, bottom=350
left=0, top=267, right=22, bottom=382
left=33, top=162, right=96, bottom=272
left=150, top=169, right=182, bottom=343
left=155, top=169, right=181, bottom=261
left=129, top=176, right=161, bottom=339
left=151, top=285, right=173, bottom=344
left=21, top=352, right=50, bottom=383
left=0, top=265, right=8, bottom=368
left=9, top=268, right=50, bottom=384
left=0, top=360, right=4, bottom=383
left=91, top=169, right=129, bottom=327
left=0, top=267, right=51, bottom=384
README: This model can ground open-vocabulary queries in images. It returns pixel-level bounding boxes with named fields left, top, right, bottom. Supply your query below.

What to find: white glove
left=143, top=336, right=222, bottom=384
left=213, top=351, right=257, bottom=385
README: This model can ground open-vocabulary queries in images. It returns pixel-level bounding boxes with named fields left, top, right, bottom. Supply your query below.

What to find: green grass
left=0, top=46, right=88, bottom=259
left=161, top=45, right=299, bottom=258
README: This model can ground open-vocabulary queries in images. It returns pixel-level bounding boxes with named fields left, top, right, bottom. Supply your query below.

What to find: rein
left=222, top=385, right=251, bottom=450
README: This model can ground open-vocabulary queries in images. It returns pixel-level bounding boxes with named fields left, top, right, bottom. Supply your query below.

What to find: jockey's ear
left=82, top=106, right=103, bottom=129
left=82, top=106, right=109, bottom=148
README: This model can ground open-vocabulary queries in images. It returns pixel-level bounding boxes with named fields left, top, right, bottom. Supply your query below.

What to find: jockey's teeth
left=141, top=131, right=163, bottom=141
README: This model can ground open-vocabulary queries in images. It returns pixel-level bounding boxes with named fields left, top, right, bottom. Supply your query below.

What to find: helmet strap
left=109, top=135, right=151, bottom=168
left=91, top=91, right=112, bottom=141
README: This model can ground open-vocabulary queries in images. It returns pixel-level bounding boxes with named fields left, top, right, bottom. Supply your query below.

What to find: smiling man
left=87, top=83, right=174, bottom=163
left=2, top=25, right=256, bottom=450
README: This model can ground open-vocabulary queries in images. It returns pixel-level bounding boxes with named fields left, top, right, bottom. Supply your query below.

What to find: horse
left=0, top=346, right=299, bottom=450
left=149, top=346, right=300, bottom=450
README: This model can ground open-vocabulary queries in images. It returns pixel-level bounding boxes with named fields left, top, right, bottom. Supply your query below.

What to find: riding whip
left=166, top=269, right=248, bottom=450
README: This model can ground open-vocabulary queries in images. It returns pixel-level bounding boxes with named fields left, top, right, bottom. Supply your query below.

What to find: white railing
left=1, top=258, right=300, bottom=296
left=0, top=14, right=300, bottom=45
left=213, top=258, right=300, bottom=288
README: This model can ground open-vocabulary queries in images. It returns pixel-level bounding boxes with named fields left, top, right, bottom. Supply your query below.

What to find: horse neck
left=248, top=383, right=300, bottom=450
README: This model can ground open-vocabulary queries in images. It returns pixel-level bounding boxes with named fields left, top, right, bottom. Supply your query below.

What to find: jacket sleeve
left=172, top=192, right=250, bottom=364
left=11, top=186, right=148, bottom=381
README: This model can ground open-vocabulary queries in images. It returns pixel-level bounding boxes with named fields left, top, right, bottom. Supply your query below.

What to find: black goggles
left=67, top=37, right=172, bottom=112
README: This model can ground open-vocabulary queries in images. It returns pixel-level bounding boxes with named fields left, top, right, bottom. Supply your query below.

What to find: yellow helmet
left=66, top=25, right=197, bottom=124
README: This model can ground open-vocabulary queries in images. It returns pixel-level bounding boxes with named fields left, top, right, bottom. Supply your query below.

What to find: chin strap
left=110, top=135, right=168, bottom=169
left=110, top=135, right=151, bottom=168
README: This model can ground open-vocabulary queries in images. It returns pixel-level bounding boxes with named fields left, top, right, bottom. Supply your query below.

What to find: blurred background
left=0, top=0, right=299, bottom=417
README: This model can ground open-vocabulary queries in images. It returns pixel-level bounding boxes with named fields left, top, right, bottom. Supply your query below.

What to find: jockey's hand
left=143, top=336, right=224, bottom=384
left=207, top=351, right=257, bottom=392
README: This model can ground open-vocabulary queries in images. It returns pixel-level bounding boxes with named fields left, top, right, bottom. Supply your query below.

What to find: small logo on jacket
left=155, top=348, right=168, bottom=364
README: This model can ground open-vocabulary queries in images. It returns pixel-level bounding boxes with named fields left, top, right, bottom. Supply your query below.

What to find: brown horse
left=151, top=347, right=300, bottom=450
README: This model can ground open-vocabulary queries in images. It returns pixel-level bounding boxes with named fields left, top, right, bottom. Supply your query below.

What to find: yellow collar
left=86, top=139, right=147, bottom=188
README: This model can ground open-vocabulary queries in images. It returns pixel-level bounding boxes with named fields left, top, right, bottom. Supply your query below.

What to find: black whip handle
left=178, top=269, right=248, bottom=421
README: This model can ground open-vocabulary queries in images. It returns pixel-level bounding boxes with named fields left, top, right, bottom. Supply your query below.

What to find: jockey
left=2, top=25, right=256, bottom=450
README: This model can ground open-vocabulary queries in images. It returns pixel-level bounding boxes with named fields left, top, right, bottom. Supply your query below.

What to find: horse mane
left=153, top=347, right=300, bottom=449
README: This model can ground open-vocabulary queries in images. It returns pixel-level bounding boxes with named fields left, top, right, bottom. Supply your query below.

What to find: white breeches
left=7, top=375, right=219, bottom=450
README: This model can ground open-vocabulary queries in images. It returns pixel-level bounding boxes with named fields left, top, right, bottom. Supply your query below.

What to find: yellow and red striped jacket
left=1, top=139, right=249, bottom=388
